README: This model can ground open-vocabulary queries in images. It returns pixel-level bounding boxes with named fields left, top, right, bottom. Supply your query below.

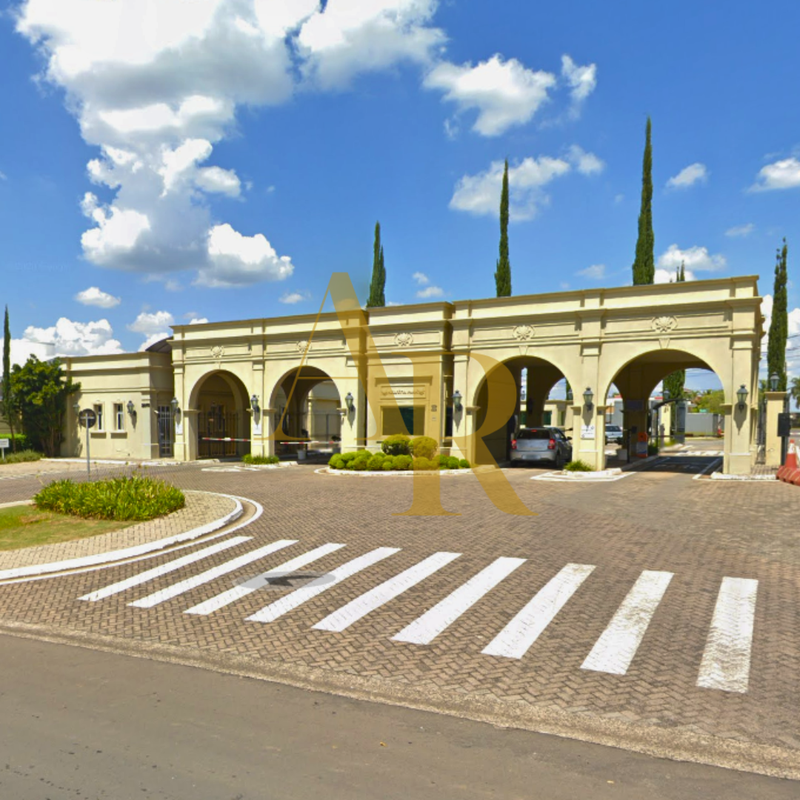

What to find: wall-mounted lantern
left=737, top=384, right=748, bottom=410
left=345, top=392, right=354, bottom=412
left=126, top=399, right=136, bottom=416
left=171, top=396, right=181, bottom=425
left=583, top=387, right=594, bottom=410
left=453, top=390, right=463, bottom=412
left=250, top=394, right=260, bottom=412
left=769, top=373, right=779, bottom=392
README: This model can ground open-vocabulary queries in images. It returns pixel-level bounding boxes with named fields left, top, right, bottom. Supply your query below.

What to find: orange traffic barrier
left=779, top=439, right=798, bottom=482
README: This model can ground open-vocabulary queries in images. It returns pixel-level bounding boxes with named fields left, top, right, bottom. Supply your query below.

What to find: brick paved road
left=0, top=461, right=799, bottom=772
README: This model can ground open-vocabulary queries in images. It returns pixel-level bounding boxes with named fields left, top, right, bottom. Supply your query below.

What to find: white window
left=114, top=403, right=124, bottom=431
left=93, top=404, right=104, bottom=431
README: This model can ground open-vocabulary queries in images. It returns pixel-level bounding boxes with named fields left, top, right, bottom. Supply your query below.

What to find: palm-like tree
left=791, top=376, right=800, bottom=410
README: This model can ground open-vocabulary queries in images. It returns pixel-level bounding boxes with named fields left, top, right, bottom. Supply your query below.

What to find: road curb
left=0, top=491, right=244, bottom=581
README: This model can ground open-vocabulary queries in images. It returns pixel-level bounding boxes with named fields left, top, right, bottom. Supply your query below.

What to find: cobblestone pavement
left=0, top=459, right=799, bottom=773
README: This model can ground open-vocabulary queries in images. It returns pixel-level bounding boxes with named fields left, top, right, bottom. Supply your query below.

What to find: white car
left=605, top=424, right=624, bottom=444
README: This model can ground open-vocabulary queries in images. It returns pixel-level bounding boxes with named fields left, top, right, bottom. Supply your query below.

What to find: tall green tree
left=790, top=376, right=800, bottom=410
left=366, top=221, right=386, bottom=308
left=632, top=117, right=654, bottom=285
left=663, top=262, right=686, bottom=405
left=494, top=159, right=511, bottom=297
left=766, top=239, right=788, bottom=391
left=1, top=306, right=16, bottom=451
left=9, top=357, right=79, bottom=457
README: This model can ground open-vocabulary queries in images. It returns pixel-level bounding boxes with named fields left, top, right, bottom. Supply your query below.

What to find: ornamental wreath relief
left=651, top=315, right=678, bottom=334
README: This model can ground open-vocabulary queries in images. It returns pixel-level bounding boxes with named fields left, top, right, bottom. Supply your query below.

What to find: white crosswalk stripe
left=79, top=536, right=252, bottom=602
left=129, top=539, right=298, bottom=609
left=581, top=570, right=674, bottom=675
left=313, top=551, right=461, bottom=633
left=697, top=577, right=758, bottom=693
left=392, top=557, right=526, bottom=645
left=184, top=542, right=346, bottom=616
left=482, top=563, right=596, bottom=659
left=246, top=547, right=401, bottom=624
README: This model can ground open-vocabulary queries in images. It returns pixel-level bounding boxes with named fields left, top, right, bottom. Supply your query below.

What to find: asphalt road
left=0, top=635, right=795, bottom=800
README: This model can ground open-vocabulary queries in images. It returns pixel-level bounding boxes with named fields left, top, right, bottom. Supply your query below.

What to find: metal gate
left=157, top=406, right=174, bottom=458
left=199, top=405, right=242, bottom=458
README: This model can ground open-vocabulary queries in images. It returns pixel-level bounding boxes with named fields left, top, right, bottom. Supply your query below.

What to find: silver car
left=510, top=427, right=572, bottom=468
left=605, top=424, right=624, bottom=444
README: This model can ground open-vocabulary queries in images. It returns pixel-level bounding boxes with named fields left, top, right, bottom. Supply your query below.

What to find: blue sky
left=2, top=1, right=799, bottom=390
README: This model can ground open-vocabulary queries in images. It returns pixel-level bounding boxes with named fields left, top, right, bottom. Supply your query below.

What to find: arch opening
left=190, top=370, right=252, bottom=459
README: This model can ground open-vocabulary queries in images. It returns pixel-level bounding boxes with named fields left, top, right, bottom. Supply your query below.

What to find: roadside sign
left=0, top=438, right=8, bottom=460
left=580, top=424, right=595, bottom=440
left=636, top=430, right=648, bottom=458
left=79, top=408, right=97, bottom=428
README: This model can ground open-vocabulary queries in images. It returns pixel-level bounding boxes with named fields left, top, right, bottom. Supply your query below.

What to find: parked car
left=605, top=424, right=624, bottom=444
left=510, top=427, right=572, bottom=468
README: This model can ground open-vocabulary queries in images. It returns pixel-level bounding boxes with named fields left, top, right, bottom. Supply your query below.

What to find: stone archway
left=187, top=370, right=251, bottom=460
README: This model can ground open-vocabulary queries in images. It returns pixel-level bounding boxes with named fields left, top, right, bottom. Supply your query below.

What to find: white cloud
left=280, top=291, right=311, bottom=304
left=416, top=285, right=443, bottom=298
left=725, top=223, right=755, bottom=237
left=751, top=157, right=800, bottom=191
left=451, top=153, right=600, bottom=220
left=577, top=264, right=606, bottom=280
left=654, top=267, right=697, bottom=284
left=560, top=54, right=596, bottom=114
left=128, top=310, right=175, bottom=335
left=74, top=286, right=121, bottom=309
left=139, top=332, right=172, bottom=351
left=656, top=244, right=726, bottom=273
left=424, top=54, right=557, bottom=136
left=566, top=145, right=604, bottom=175
left=188, top=317, right=209, bottom=325
left=666, top=162, right=708, bottom=189
left=197, top=224, right=294, bottom=287
left=22, top=317, right=124, bottom=358
left=412, top=271, right=430, bottom=285
left=297, top=0, right=444, bottom=89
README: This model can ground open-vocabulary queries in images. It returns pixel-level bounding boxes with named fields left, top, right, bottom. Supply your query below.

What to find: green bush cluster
left=1, top=434, right=34, bottom=452
left=1, top=449, right=43, bottom=465
left=380, top=434, right=411, bottom=456
left=34, top=475, right=186, bottom=521
left=243, top=453, right=280, bottom=465
left=328, top=450, right=469, bottom=472
left=563, top=459, right=594, bottom=472
left=409, top=436, right=438, bottom=459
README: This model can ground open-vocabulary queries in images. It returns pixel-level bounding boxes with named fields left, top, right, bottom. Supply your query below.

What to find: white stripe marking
left=184, top=542, right=346, bottom=615
left=129, top=539, right=297, bottom=608
left=79, top=536, right=252, bottom=602
left=697, top=577, right=758, bottom=693
left=312, top=551, right=461, bottom=632
left=392, top=557, right=526, bottom=645
left=581, top=570, right=674, bottom=675
left=482, top=563, right=595, bottom=659
left=247, top=547, right=401, bottom=623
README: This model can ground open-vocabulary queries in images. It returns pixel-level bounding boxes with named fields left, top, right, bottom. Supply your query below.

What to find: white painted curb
left=0, top=491, right=244, bottom=581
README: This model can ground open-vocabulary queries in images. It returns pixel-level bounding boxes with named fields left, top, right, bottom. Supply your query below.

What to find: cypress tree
left=2, top=306, right=15, bottom=451
left=494, top=159, right=511, bottom=297
left=663, top=263, right=686, bottom=402
left=767, top=239, right=789, bottom=391
left=632, top=117, right=654, bottom=285
left=366, top=222, right=386, bottom=308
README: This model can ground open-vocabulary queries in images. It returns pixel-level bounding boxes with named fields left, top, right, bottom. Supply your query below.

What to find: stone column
left=764, top=391, right=788, bottom=467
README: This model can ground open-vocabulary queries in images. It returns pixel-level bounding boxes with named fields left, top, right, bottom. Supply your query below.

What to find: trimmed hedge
left=409, top=436, right=438, bottom=460
left=243, top=453, right=280, bottom=465
left=563, top=459, right=593, bottom=472
left=381, top=434, right=410, bottom=456
left=34, top=475, right=185, bottom=521
left=1, top=449, right=43, bottom=465
left=328, top=450, right=469, bottom=472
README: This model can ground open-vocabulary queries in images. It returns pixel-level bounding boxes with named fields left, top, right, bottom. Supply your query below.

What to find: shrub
left=339, top=451, right=359, bottom=464
left=381, top=458, right=395, bottom=471
left=351, top=455, right=370, bottom=471
left=648, top=443, right=659, bottom=456
left=413, top=457, right=436, bottom=471
left=459, top=459, right=470, bottom=469
left=410, top=436, right=438, bottom=460
left=2, top=434, right=34, bottom=452
left=34, top=474, right=185, bottom=521
left=381, top=434, right=411, bottom=456
left=243, top=454, right=279, bottom=465
left=1, top=450, right=43, bottom=465
left=328, top=455, right=345, bottom=469
left=394, top=454, right=412, bottom=471
left=367, top=454, right=385, bottom=471
left=563, top=459, right=593, bottom=472
left=437, top=454, right=449, bottom=467
left=446, top=456, right=460, bottom=470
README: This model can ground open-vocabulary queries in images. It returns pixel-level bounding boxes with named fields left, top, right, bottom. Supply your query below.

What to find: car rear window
left=607, top=425, right=622, bottom=432
left=516, top=429, right=552, bottom=440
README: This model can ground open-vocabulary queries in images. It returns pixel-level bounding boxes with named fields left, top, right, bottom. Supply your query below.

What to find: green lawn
left=0, top=505, right=131, bottom=551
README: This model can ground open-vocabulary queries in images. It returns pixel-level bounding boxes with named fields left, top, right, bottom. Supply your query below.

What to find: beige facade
left=62, top=275, right=764, bottom=475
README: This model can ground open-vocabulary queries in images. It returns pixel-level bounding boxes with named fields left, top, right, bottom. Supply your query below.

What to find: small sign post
left=0, top=438, right=8, bottom=461
left=78, top=408, right=97, bottom=479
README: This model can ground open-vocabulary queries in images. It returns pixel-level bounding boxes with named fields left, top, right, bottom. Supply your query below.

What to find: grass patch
left=34, top=474, right=185, bottom=521
left=563, top=459, right=594, bottom=472
left=0, top=505, right=130, bottom=551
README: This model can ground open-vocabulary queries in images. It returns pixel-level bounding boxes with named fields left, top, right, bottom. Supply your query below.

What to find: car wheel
left=555, top=453, right=564, bottom=469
